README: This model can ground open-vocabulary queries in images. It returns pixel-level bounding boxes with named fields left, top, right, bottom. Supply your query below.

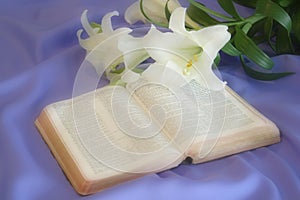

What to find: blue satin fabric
left=1, top=0, right=299, bottom=199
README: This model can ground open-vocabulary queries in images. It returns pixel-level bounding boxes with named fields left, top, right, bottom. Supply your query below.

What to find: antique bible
left=35, top=71, right=280, bottom=195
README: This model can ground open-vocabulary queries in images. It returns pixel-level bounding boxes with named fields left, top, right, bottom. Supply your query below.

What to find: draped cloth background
left=1, top=0, right=299, bottom=199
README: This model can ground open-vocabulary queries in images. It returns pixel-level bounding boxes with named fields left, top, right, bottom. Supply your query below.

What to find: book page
left=127, top=79, right=201, bottom=154
left=93, top=86, right=183, bottom=173
left=50, top=98, right=111, bottom=176
left=127, top=78, right=262, bottom=158
left=48, top=86, right=183, bottom=179
left=181, top=80, right=258, bottom=136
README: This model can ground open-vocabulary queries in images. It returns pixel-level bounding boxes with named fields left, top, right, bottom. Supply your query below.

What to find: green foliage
left=217, top=0, right=243, bottom=20
left=187, top=3, right=220, bottom=26
left=136, top=0, right=299, bottom=80
left=240, top=56, right=294, bottom=80
left=234, top=27, right=274, bottom=70
left=186, top=0, right=297, bottom=80
left=165, top=0, right=172, bottom=21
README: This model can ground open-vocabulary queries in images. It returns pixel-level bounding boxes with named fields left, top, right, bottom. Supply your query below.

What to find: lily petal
left=190, top=25, right=231, bottom=59
left=141, top=62, right=165, bottom=82
left=125, top=1, right=147, bottom=24
left=80, top=10, right=96, bottom=37
left=125, top=0, right=181, bottom=25
left=193, top=51, right=226, bottom=90
left=118, top=33, right=149, bottom=70
left=143, top=25, right=200, bottom=65
left=142, top=61, right=195, bottom=89
left=77, top=10, right=132, bottom=52
left=101, top=11, right=119, bottom=34
left=85, top=29, right=131, bottom=75
left=77, top=30, right=109, bottom=51
left=121, top=69, right=141, bottom=83
left=77, top=10, right=133, bottom=78
left=169, top=7, right=188, bottom=35
left=169, top=8, right=230, bottom=60
left=163, top=60, right=193, bottom=88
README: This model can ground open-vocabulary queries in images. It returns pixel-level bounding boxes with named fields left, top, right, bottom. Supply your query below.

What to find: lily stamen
left=187, top=60, right=193, bottom=68
left=183, top=54, right=199, bottom=75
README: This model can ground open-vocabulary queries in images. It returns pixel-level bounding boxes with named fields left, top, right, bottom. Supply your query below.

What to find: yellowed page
left=127, top=79, right=280, bottom=164
left=46, top=86, right=183, bottom=181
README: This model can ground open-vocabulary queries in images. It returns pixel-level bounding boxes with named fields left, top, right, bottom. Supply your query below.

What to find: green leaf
left=292, top=9, right=300, bottom=42
left=276, top=26, right=294, bottom=54
left=240, top=56, right=294, bottom=80
left=256, top=0, right=292, bottom=33
left=265, top=22, right=277, bottom=52
left=222, top=42, right=242, bottom=56
left=244, top=14, right=265, bottom=25
left=234, top=27, right=274, bottom=69
left=264, top=17, right=274, bottom=45
left=164, top=0, right=171, bottom=22
left=90, top=22, right=102, bottom=33
left=277, top=0, right=293, bottom=7
left=247, top=17, right=267, bottom=38
left=232, top=0, right=257, bottom=8
left=242, top=23, right=252, bottom=33
left=217, top=0, right=243, bottom=20
left=187, top=3, right=220, bottom=26
left=244, top=17, right=275, bottom=46
left=188, top=0, right=234, bottom=21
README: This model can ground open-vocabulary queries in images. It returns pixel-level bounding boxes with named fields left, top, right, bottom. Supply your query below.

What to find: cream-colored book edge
left=35, top=86, right=280, bottom=195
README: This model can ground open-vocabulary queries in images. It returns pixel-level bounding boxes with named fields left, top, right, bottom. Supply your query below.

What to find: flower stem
left=221, top=14, right=265, bottom=27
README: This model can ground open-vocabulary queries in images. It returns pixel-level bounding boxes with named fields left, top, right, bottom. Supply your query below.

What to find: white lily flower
left=77, top=10, right=133, bottom=83
left=142, top=61, right=191, bottom=89
left=125, top=0, right=199, bottom=29
left=77, top=10, right=131, bottom=52
left=120, top=7, right=230, bottom=90
left=169, top=8, right=230, bottom=62
left=168, top=7, right=231, bottom=90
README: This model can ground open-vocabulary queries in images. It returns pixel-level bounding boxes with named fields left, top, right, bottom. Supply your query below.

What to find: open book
left=35, top=74, right=280, bottom=195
